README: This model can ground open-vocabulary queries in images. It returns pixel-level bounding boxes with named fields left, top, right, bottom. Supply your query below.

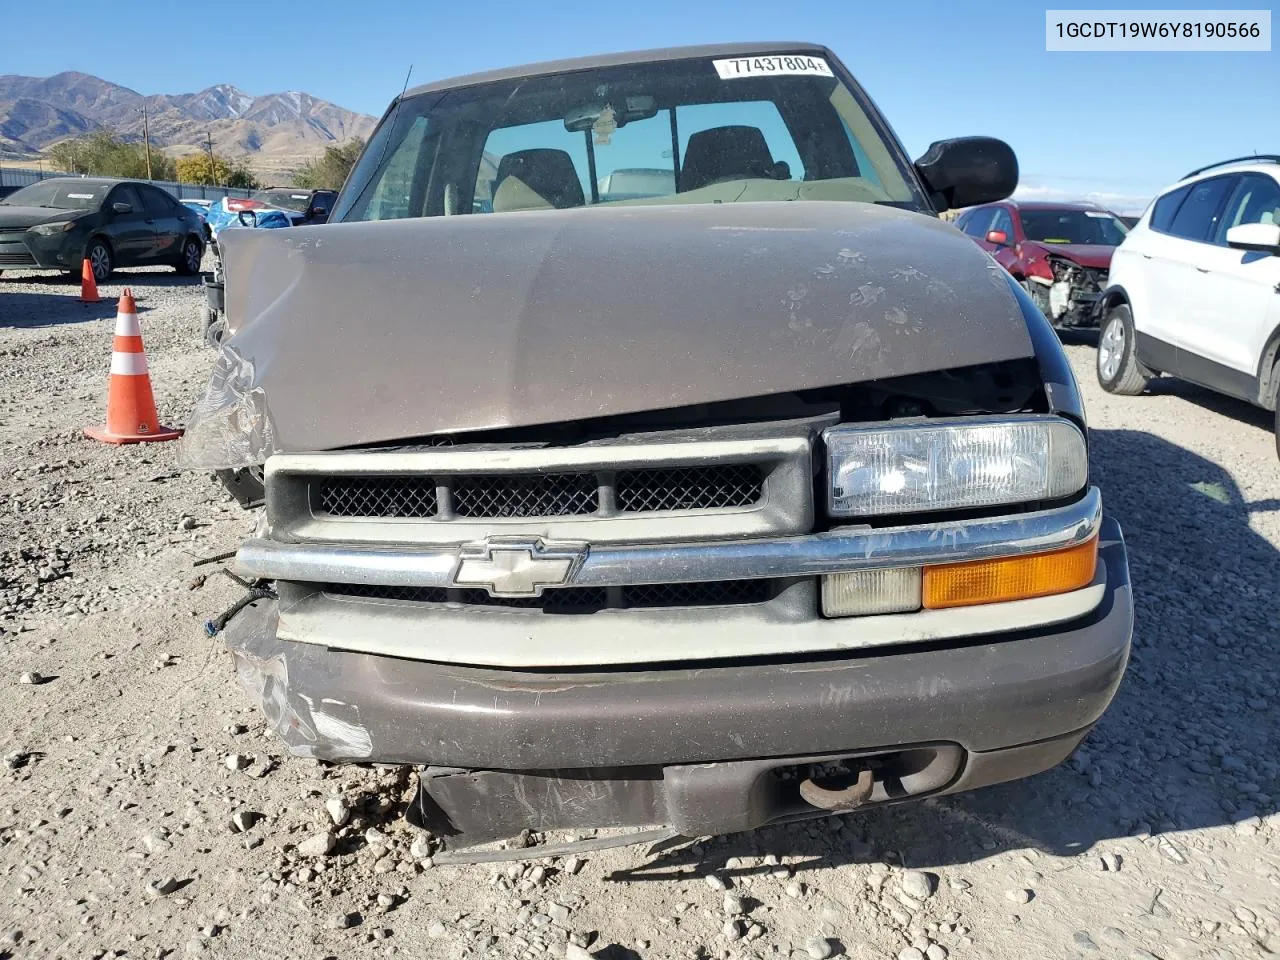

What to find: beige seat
left=491, top=149, right=585, bottom=213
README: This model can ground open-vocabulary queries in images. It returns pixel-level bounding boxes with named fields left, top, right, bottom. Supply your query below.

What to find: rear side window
left=1165, top=176, right=1234, bottom=242
left=1149, top=185, right=1190, bottom=233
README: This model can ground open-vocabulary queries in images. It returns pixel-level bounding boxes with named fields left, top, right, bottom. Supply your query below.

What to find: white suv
left=1095, top=156, right=1280, bottom=450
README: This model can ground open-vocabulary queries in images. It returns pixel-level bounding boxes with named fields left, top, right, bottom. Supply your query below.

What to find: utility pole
left=141, top=104, right=153, bottom=180
left=204, top=131, right=217, bottom=186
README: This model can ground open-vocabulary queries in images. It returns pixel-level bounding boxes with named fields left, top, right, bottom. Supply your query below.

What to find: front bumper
left=0, top=232, right=38, bottom=269
left=225, top=517, right=1132, bottom=841
left=17, top=232, right=77, bottom=271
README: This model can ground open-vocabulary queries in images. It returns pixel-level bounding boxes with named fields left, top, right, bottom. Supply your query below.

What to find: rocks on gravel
left=17, top=671, right=44, bottom=685
left=145, top=876, right=181, bottom=898
left=901, top=870, right=936, bottom=900
left=297, top=831, right=335, bottom=857
left=324, top=796, right=350, bottom=826
left=805, top=935, right=834, bottom=959
left=704, top=873, right=727, bottom=891
left=1006, top=888, right=1033, bottom=904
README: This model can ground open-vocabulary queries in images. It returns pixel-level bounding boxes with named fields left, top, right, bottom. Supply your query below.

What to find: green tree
left=46, top=131, right=175, bottom=181
left=175, top=152, right=261, bottom=189
left=292, top=138, right=365, bottom=190
left=224, top=163, right=260, bottom=190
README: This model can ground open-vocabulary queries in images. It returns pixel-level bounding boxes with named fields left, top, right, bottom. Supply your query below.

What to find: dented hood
left=1026, top=242, right=1116, bottom=270
left=217, top=201, right=1033, bottom=452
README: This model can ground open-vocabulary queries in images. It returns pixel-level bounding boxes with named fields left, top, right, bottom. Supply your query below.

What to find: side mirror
left=985, top=229, right=1009, bottom=246
left=309, top=206, right=329, bottom=219
left=914, top=137, right=1018, bottom=213
left=111, top=202, right=133, bottom=214
left=237, top=209, right=259, bottom=228
left=1226, top=222, right=1280, bottom=254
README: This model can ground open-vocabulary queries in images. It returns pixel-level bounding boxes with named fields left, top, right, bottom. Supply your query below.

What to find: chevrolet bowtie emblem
left=451, top=537, right=589, bottom=598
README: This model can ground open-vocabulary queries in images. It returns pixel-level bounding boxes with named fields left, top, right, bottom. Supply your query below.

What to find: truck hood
left=215, top=201, right=1034, bottom=453
left=0, top=206, right=81, bottom=229
left=1025, top=242, right=1115, bottom=269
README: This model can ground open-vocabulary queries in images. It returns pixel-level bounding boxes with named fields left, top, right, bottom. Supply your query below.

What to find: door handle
left=1141, top=254, right=1152, bottom=259
left=1195, top=267, right=1210, bottom=273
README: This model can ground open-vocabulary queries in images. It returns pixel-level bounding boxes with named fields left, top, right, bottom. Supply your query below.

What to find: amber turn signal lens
left=922, top=535, right=1098, bottom=609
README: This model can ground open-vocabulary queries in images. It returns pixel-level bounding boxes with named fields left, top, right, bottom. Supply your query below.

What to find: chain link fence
left=0, top=165, right=254, bottom=202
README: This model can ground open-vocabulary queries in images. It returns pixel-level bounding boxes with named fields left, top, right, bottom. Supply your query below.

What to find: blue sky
left=5, top=0, right=1275, bottom=212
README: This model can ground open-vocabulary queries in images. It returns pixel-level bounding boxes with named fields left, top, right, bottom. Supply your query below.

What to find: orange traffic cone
left=84, top=290, right=182, bottom=445
left=79, top=256, right=101, bottom=303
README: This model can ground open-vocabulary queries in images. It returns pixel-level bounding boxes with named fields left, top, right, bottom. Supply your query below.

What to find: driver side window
left=1213, top=174, right=1280, bottom=243
left=110, top=185, right=144, bottom=213
left=961, top=208, right=994, bottom=238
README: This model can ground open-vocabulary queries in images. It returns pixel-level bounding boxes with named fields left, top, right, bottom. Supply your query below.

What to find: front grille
left=0, top=251, right=37, bottom=267
left=326, top=579, right=773, bottom=611
left=617, top=465, right=762, bottom=511
left=314, top=464, right=764, bottom=520
left=452, top=473, right=598, bottom=518
left=319, top=477, right=438, bottom=518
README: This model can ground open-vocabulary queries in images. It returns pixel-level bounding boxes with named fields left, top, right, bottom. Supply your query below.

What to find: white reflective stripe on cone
left=114, top=312, right=141, bottom=337
left=110, top=352, right=149, bottom=375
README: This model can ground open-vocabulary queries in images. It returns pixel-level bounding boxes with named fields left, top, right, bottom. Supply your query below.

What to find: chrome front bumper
left=236, top=487, right=1102, bottom=589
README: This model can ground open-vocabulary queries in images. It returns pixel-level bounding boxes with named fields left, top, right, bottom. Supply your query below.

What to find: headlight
left=29, top=220, right=75, bottom=236
left=825, top=416, right=1087, bottom=517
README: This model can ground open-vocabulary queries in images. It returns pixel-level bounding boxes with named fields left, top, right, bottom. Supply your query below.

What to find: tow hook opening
left=778, top=745, right=964, bottom=814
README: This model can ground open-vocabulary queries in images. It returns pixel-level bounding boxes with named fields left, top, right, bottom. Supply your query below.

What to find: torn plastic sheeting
left=177, top=340, right=278, bottom=472
left=226, top=601, right=373, bottom=760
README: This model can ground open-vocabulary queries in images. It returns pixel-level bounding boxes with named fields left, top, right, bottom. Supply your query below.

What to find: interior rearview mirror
left=1226, top=222, right=1280, bottom=254
left=112, top=202, right=132, bottom=214
left=913, top=137, right=1018, bottom=213
left=985, top=229, right=1009, bottom=245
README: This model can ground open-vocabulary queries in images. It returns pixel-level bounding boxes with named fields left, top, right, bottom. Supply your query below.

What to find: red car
left=954, top=201, right=1130, bottom=328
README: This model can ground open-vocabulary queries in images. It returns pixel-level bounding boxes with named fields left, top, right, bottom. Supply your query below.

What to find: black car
left=0, top=177, right=205, bottom=281
left=248, top=186, right=337, bottom=225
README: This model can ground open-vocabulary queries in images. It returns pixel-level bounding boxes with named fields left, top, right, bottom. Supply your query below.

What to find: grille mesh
left=0, top=252, right=37, bottom=266
left=623, top=579, right=770, bottom=607
left=315, top=464, right=764, bottom=519
left=616, top=465, right=763, bottom=512
left=452, top=473, right=598, bottom=518
left=318, top=477, right=438, bottom=518
left=328, top=580, right=772, bottom=611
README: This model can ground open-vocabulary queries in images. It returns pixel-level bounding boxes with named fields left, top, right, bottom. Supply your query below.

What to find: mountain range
left=0, top=72, right=377, bottom=171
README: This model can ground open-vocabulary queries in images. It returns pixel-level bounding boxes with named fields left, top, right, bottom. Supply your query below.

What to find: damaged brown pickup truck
left=181, top=42, right=1132, bottom=851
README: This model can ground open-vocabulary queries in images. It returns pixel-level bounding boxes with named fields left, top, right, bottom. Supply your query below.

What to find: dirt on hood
left=214, top=200, right=1034, bottom=452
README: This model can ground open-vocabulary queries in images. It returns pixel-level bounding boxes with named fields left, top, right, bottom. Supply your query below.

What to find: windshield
left=1, top=181, right=105, bottom=210
left=335, top=53, right=924, bottom=223
left=251, top=188, right=315, bottom=212
left=1021, top=209, right=1129, bottom=245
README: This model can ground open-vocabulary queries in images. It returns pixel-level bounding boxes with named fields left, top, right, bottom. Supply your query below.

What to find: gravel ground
left=2, top=265, right=1279, bottom=960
